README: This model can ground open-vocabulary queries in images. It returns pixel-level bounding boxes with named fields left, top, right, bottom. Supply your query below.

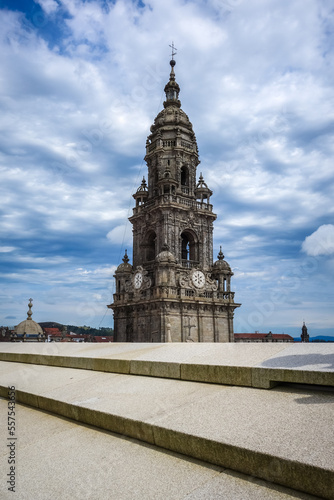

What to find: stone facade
left=108, top=58, right=241, bottom=342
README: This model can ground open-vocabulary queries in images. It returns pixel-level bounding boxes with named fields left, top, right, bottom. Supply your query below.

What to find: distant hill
left=311, top=335, right=334, bottom=342
left=67, top=325, right=113, bottom=336
left=39, top=322, right=63, bottom=328
left=293, top=336, right=334, bottom=342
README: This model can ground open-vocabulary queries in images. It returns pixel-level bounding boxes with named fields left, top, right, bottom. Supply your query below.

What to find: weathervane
left=169, top=41, right=177, bottom=61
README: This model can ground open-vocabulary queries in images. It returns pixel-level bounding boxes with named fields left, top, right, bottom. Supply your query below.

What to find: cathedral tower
left=108, top=55, right=240, bottom=342
left=301, top=322, right=309, bottom=342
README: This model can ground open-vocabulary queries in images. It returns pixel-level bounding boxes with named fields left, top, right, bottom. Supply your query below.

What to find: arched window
left=181, top=166, right=189, bottom=186
left=145, top=231, right=156, bottom=261
left=181, top=234, right=189, bottom=260
left=181, top=231, right=198, bottom=264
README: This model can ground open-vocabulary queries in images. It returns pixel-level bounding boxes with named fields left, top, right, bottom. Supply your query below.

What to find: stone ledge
left=0, top=351, right=130, bottom=374
left=152, top=427, right=334, bottom=500
left=0, top=385, right=332, bottom=499
left=253, top=367, right=334, bottom=388
left=0, top=357, right=333, bottom=500
left=130, top=359, right=181, bottom=379
left=0, top=349, right=333, bottom=389
left=181, top=363, right=253, bottom=386
left=1, top=399, right=325, bottom=500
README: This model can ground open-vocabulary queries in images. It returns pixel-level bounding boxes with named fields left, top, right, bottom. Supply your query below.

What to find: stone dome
left=151, top=107, right=194, bottom=131
left=116, top=250, right=133, bottom=273
left=156, top=244, right=176, bottom=263
left=135, top=177, right=148, bottom=195
left=15, top=299, right=44, bottom=336
left=15, top=318, right=44, bottom=336
left=213, top=259, right=231, bottom=271
left=213, top=247, right=232, bottom=273
left=116, top=262, right=133, bottom=273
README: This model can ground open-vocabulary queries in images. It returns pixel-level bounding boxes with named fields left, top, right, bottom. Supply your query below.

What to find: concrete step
left=0, top=342, right=333, bottom=389
left=0, top=358, right=333, bottom=499
left=0, top=398, right=322, bottom=500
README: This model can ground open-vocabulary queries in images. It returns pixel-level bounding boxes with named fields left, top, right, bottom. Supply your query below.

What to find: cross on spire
left=27, top=298, right=33, bottom=320
left=169, top=42, right=177, bottom=61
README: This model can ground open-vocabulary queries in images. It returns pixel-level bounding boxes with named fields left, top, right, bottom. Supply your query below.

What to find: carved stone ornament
left=132, top=266, right=152, bottom=292
left=206, top=273, right=218, bottom=291
left=179, top=271, right=191, bottom=289
left=124, top=278, right=132, bottom=293
left=179, top=270, right=218, bottom=292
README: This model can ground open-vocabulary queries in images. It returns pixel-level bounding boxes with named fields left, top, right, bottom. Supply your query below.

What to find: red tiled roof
left=44, top=328, right=61, bottom=334
left=235, top=333, right=294, bottom=340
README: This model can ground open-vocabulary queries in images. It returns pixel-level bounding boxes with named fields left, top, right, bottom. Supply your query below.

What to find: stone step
left=0, top=398, right=321, bottom=500
left=0, top=359, right=333, bottom=499
left=0, top=342, right=333, bottom=389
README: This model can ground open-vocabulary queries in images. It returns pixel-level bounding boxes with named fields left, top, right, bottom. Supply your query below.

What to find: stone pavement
left=0, top=343, right=333, bottom=499
left=0, top=399, right=322, bottom=500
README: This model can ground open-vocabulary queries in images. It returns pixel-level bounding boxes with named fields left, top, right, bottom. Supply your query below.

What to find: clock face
left=192, top=270, right=205, bottom=289
left=134, top=272, right=143, bottom=289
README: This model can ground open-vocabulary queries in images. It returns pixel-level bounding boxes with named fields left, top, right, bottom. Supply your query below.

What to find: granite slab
left=0, top=361, right=333, bottom=498
left=0, top=399, right=320, bottom=500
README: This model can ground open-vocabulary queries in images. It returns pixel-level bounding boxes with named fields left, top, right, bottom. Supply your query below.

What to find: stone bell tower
left=108, top=53, right=240, bottom=342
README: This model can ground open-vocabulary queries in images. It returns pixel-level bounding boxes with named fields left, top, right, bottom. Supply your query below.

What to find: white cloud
left=36, top=0, right=59, bottom=15
left=107, top=223, right=133, bottom=247
left=75, top=266, right=116, bottom=278
left=302, top=225, right=334, bottom=256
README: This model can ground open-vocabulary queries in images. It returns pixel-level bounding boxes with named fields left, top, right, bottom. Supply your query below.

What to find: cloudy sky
left=0, top=0, right=333, bottom=337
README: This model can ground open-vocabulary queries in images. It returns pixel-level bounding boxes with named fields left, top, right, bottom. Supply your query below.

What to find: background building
left=301, top=322, right=310, bottom=342
left=235, top=332, right=294, bottom=343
